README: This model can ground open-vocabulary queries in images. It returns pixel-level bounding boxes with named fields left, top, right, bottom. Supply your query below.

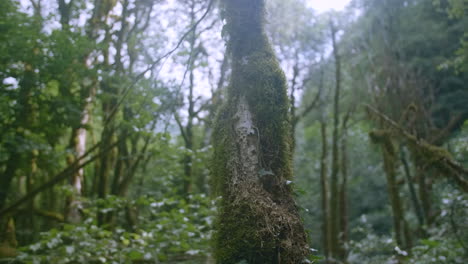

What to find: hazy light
left=306, top=0, right=351, bottom=12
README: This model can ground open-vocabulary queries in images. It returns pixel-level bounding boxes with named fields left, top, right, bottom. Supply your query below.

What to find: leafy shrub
left=17, top=194, right=217, bottom=264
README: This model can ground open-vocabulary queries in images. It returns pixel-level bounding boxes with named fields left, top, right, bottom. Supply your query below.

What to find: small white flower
left=395, top=246, right=408, bottom=256
left=65, top=246, right=75, bottom=254
left=150, top=201, right=164, bottom=207
left=186, top=249, right=200, bottom=255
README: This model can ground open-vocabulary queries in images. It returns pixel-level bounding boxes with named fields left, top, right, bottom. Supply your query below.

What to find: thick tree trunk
left=212, top=1, right=309, bottom=263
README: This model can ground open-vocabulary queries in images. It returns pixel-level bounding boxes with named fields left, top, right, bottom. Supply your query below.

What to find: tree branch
left=104, top=0, right=215, bottom=125
left=366, top=104, right=468, bottom=192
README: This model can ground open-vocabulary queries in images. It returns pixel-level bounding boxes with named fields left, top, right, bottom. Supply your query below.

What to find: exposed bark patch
left=232, top=96, right=260, bottom=185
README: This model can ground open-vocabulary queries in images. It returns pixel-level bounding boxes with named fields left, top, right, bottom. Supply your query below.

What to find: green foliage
left=17, top=194, right=216, bottom=263
left=345, top=188, right=468, bottom=264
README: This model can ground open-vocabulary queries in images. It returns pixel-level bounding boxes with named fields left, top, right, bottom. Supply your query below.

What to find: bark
left=416, top=165, right=433, bottom=225
left=338, top=120, right=350, bottom=262
left=320, top=121, right=332, bottom=262
left=97, top=119, right=116, bottom=226
left=289, top=60, right=299, bottom=151
left=57, top=0, right=98, bottom=224
left=183, top=5, right=196, bottom=194
left=329, top=21, right=342, bottom=260
left=0, top=217, right=17, bottom=258
left=96, top=0, right=126, bottom=225
left=212, top=1, right=309, bottom=263
left=96, top=78, right=117, bottom=228
left=25, top=151, right=38, bottom=241
left=0, top=156, right=19, bottom=212
left=370, top=131, right=411, bottom=251
left=65, top=85, right=95, bottom=224
left=400, top=147, right=425, bottom=227
left=57, top=0, right=74, bottom=26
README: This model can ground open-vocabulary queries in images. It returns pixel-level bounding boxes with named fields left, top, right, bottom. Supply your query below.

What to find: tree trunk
left=0, top=217, right=17, bottom=258
left=212, top=1, right=309, bottom=263
left=400, top=147, right=425, bottom=227
left=0, top=66, right=36, bottom=211
left=329, top=20, right=342, bottom=261
left=338, top=124, right=349, bottom=262
left=320, top=121, right=332, bottom=262
left=370, top=131, right=411, bottom=252
left=65, top=85, right=94, bottom=224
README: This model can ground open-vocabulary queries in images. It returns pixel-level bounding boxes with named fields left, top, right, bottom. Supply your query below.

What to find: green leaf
left=128, top=250, right=143, bottom=260
left=421, top=239, right=440, bottom=248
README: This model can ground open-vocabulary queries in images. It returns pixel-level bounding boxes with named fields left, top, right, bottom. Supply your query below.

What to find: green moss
left=214, top=200, right=277, bottom=264
left=211, top=1, right=309, bottom=263
left=211, top=103, right=234, bottom=195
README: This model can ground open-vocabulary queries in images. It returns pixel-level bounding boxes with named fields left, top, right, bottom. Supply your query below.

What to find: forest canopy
left=0, top=0, right=467, bottom=263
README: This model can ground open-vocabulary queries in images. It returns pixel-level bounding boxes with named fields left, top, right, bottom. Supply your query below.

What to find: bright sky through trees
left=307, top=0, right=351, bottom=12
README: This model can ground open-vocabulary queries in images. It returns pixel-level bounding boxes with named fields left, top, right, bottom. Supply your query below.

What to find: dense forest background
left=0, top=0, right=467, bottom=263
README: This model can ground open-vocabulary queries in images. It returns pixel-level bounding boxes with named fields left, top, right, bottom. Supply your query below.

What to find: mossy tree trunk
left=212, top=0, right=309, bottom=263
left=370, top=131, right=412, bottom=252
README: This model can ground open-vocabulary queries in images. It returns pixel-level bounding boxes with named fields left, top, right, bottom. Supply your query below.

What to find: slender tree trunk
left=180, top=0, right=197, bottom=195
left=26, top=151, right=38, bottom=241
left=0, top=217, right=17, bottom=258
left=212, top=1, right=309, bottom=263
left=97, top=80, right=117, bottom=226
left=320, top=121, right=332, bottom=262
left=97, top=117, right=116, bottom=226
left=183, top=52, right=194, bottom=194
left=400, top=147, right=424, bottom=227
left=338, top=123, right=349, bottom=262
left=96, top=0, right=121, bottom=225
left=416, top=165, right=432, bottom=226
left=57, top=0, right=73, bottom=27
left=289, top=60, right=299, bottom=152
left=0, top=65, right=36, bottom=210
left=0, top=156, right=19, bottom=212
left=329, top=21, right=342, bottom=260
left=370, top=131, right=411, bottom=252
left=65, top=85, right=94, bottom=223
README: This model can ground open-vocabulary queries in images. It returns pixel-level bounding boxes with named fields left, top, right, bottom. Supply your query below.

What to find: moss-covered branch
left=366, top=105, right=468, bottom=192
